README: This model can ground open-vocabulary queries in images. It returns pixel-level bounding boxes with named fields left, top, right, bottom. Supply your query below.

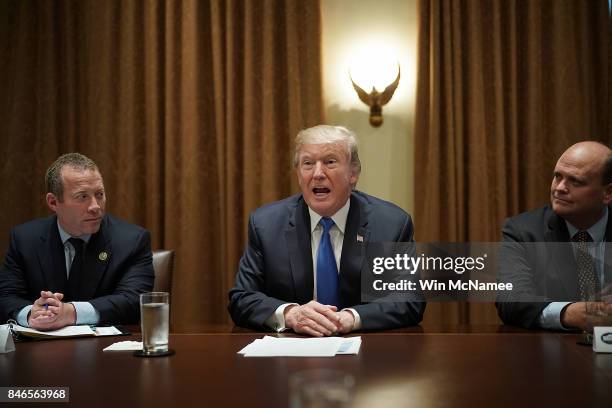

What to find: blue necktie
left=317, top=217, right=339, bottom=307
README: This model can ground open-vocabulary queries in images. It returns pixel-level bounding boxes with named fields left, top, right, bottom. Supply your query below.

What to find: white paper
left=0, top=325, right=16, bottom=353
left=103, top=341, right=143, bottom=351
left=9, top=324, right=123, bottom=340
left=237, top=338, right=266, bottom=355
left=238, top=336, right=361, bottom=357
left=11, top=324, right=96, bottom=338
left=593, top=326, right=612, bottom=353
left=95, top=326, right=123, bottom=336
left=336, top=337, right=362, bottom=355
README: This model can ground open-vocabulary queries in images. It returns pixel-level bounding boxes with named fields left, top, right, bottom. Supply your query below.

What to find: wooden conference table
left=2, top=324, right=611, bottom=407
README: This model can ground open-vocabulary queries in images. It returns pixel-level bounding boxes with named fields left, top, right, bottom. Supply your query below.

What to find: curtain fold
left=0, top=0, right=323, bottom=331
left=414, top=0, right=611, bottom=324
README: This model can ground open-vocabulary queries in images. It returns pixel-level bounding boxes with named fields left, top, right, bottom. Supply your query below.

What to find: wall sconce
left=350, top=64, right=400, bottom=127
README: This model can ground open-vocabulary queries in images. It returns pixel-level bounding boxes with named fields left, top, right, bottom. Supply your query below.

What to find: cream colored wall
left=321, top=0, right=418, bottom=214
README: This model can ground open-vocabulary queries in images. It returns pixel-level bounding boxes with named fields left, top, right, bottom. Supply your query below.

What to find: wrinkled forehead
left=557, top=142, right=610, bottom=175
left=556, top=151, right=603, bottom=179
left=297, top=142, right=350, bottom=158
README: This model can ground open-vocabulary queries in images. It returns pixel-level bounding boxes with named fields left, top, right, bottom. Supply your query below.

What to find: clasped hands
left=28, top=291, right=76, bottom=331
left=284, top=300, right=355, bottom=337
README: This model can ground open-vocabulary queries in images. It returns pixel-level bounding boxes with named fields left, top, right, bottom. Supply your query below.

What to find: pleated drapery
left=0, top=0, right=324, bottom=331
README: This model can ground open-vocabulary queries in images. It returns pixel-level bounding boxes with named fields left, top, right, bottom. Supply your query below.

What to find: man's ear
left=603, top=183, right=612, bottom=205
left=349, top=169, right=359, bottom=189
left=46, top=192, right=59, bottom=212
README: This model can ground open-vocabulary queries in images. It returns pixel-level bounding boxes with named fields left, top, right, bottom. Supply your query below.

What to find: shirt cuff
left=71, top=302, right=100, bottom=325
left=539, top=301, right=572, bottom=330
left=265, top=303, right=298, bottom=332
left=343, top=308, right=361, bottom=331
left=17, top=305, right=32, bottom=327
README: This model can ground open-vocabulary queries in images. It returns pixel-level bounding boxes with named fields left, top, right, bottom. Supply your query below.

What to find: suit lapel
left=79, top=217, right=111, bottom=300
left=339, top=194, right=369, bottom=308
left=37, top=217, right=68, bottom=293
left=545, top=211, right=579, bottom=300
left=285, top=198, right=314, bottom=303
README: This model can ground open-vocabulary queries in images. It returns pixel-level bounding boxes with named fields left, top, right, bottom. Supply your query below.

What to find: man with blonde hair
left=229, top=125, right=425, bottom=335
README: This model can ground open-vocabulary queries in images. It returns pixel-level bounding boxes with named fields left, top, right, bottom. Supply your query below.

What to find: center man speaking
left=229, top=125, right=425, bottom=336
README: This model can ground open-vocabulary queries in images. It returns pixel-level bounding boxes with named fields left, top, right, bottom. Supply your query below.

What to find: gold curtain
left=414, top=0, right=611, bottom=324
left=0, top=0, right=323, bottom=331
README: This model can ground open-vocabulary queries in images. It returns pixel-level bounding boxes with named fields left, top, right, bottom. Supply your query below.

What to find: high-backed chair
left=152, top=250, right=175, bottom=294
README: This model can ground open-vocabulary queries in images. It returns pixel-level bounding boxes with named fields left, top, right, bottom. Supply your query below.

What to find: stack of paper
left=238, top=336, right=361, bottom=357
left=11, top=325, right=96, bottom=339
left=103, top=341, right=143, bottom=351
left=10, top=324, right=124, bottom=340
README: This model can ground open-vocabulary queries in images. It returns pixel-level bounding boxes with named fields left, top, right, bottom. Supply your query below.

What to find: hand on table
left=28, top=291, right=76, bottom=331
left=334, top=310, right=356, bottom=334
left=284, top=300, right=341, bottom=337
left=561, top=301, right=612, bottom=331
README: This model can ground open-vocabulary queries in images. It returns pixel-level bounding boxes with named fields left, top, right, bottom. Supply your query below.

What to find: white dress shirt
left=265, top=199, right=362, bottom=332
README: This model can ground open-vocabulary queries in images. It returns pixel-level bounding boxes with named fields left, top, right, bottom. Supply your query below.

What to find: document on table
left=103, top=341, right=143, bottom=351
left=238, top=336, right=362, bottom=357
left=9, top=324, right=124, bottom=340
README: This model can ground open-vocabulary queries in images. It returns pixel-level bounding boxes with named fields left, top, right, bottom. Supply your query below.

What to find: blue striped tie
left=317, top=217, right=339, bottom=307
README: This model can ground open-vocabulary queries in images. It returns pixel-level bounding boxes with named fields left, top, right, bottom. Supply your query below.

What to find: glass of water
left=140, top=292, right=170, bottom=354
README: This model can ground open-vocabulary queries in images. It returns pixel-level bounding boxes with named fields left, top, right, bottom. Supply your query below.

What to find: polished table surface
left=2, top=325, right=611, bottom=407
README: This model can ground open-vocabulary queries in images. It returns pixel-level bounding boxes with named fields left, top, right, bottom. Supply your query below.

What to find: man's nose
left=313, top=162, right=325, bottom=179
left=555, top=178, right=568, bottom=193
left=89, top=197, right=101, bottom=212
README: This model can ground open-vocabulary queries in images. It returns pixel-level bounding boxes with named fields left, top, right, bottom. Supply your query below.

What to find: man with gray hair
left=0, top=153, right=154, bottom=330
left=229, top=125, right=425, bottom=335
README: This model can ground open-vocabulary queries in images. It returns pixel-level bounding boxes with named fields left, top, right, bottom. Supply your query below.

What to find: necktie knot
left=320, top=217, right=335, bottom=234
left=68, top=238, right=84, bottom=254
left=572, top=231, right=592, bottom=243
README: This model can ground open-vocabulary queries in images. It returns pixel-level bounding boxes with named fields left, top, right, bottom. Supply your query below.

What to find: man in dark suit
left=229, top=125, right=425, bottom=336
left=496, top=141, right=612, bottom=330
left=0, top=153, right=154, bottom=330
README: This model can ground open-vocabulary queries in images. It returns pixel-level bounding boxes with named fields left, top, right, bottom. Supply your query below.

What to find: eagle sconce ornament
left=350, top=65, right=400, bottom=127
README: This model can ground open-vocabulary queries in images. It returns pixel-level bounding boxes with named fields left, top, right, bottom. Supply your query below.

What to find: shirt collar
left=57, top=221, right=92, bottom=244
left=308, top=198, right=351, bottom=235
left=565, top=207, right=608, bottom=242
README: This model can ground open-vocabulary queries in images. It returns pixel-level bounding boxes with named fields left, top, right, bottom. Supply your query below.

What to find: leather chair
left=152, top=250, right=175, bottom=294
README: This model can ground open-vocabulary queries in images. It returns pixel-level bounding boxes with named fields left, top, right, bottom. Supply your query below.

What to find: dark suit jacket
left=0, top=214, right=154, bottom=324
left=495, top=205, right=612, bottom=329
left=228, top=191, right=426, bottom=331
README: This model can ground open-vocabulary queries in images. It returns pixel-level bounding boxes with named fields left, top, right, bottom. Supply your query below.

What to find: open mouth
left=312, top=187, right=331, bottom=197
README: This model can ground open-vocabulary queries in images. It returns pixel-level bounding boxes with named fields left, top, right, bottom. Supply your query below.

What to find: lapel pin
left=356, top=235, right=364, bottom=243
left=98, top=251, right=108, bottom=261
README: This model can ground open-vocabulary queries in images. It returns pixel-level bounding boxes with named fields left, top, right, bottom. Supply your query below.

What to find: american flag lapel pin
left=356, top=234, right=364, bottom=243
